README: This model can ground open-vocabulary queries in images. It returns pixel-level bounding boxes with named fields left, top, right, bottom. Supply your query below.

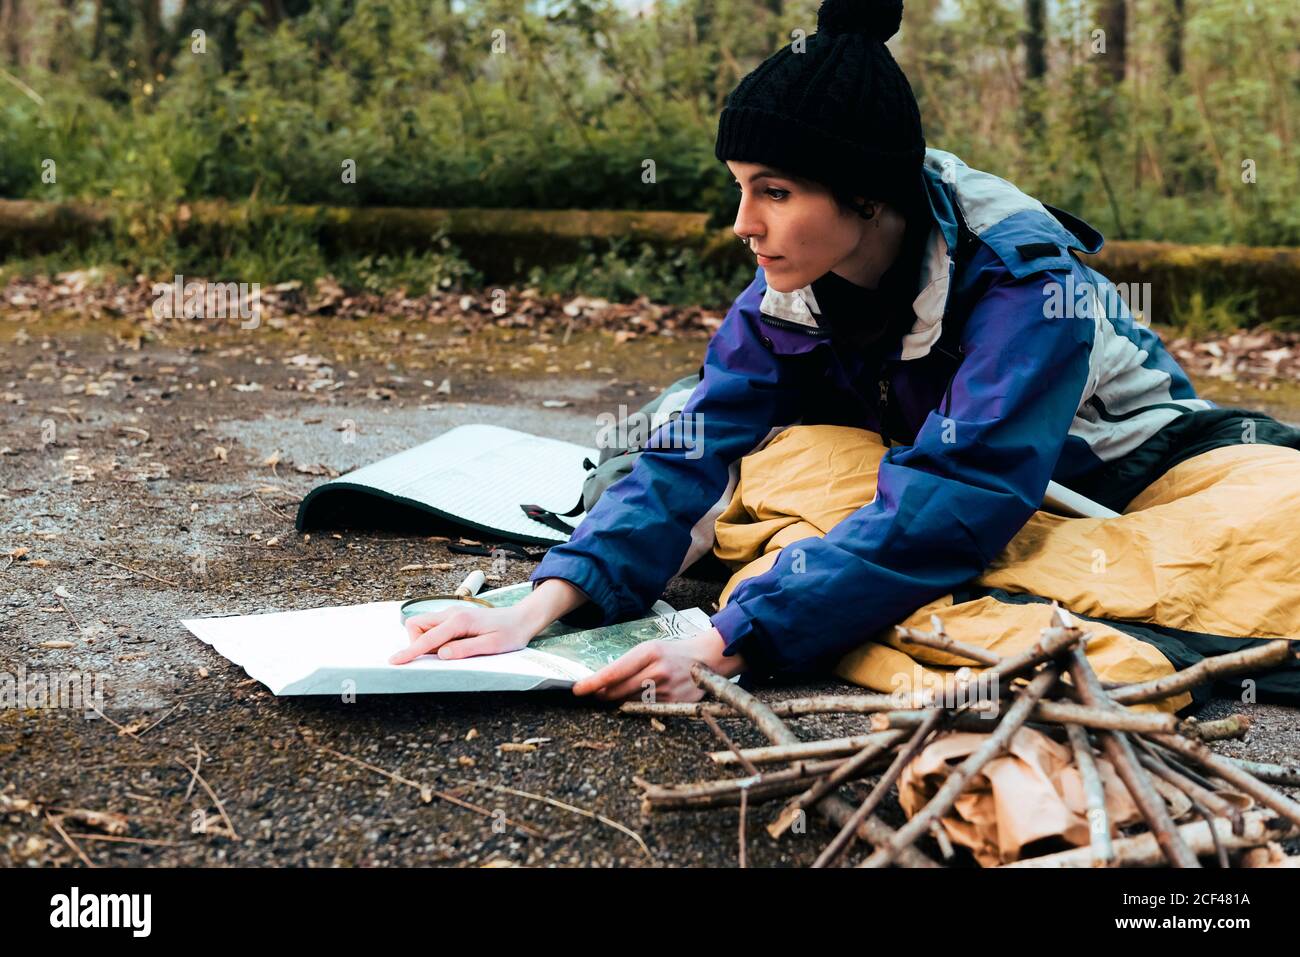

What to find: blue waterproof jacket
left=528, top=148, right=1214, bottom=677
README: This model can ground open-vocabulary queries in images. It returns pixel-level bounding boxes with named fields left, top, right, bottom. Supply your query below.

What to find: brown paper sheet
left=898, top=726, right=1145, bottom=866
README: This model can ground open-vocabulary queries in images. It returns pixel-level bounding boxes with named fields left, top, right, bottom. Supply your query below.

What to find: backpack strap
left=519, top=500, right=584, bottom=535
left=519, top=455, right=598, bottom=532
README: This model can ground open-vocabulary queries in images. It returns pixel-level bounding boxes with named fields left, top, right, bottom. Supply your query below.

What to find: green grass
left=1167, top=288, right=1260, bottom=338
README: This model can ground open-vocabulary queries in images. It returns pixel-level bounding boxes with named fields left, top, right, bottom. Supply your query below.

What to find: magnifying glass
left=400, top=569, right=492, bottom=622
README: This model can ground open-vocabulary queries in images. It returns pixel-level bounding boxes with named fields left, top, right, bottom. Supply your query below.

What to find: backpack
left=521, top=371, right=703, bottom=537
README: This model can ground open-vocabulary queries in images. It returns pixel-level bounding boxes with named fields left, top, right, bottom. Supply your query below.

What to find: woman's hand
left=389, top=604, right=539, bottom=665
left=571, top=626, right=745, bottom=703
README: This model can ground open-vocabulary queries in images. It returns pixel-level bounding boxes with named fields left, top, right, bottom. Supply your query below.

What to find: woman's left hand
left=571, top=627, right=745, bottom=703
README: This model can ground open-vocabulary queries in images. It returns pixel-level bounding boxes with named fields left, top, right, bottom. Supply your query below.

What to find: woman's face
left=727, top=160, right=875, bottom=294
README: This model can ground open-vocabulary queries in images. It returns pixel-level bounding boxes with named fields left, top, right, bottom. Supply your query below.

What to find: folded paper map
left=181, top=582, right=712, bottom=695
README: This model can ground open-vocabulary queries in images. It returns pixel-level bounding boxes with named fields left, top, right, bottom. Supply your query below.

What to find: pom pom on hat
left=715, top=0, right=925, bottom=216
left=816, top=0, right=904, bottom=43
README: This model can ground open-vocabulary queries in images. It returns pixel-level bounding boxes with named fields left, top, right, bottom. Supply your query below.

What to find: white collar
left=757, top=221, right=951, bottom=360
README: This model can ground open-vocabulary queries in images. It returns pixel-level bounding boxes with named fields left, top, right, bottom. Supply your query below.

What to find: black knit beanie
left=714, top=0, right=928, bottom=219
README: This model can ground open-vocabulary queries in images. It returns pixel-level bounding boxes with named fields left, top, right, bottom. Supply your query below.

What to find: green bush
left=1, top=0, right=1295, bottom=283
left=525, top=237, right=751, bottom=307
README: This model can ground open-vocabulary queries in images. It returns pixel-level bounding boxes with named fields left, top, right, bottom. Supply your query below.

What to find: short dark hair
left=831, top=170, right=930, bottom=223
left=830, top=187, right=877, bottom=220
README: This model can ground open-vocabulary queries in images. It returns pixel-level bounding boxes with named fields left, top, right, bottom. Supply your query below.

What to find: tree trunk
left=140, top=0, right=160, bottom=75
left=1, top=0, right=25, bottom=67
left=1165, top=0, right=1185, bottom=76
left=92, top=0, right=105, bottom=59
left=1024, top=0, right=1047, bottom=81
left=260, top=0, right=287, bottom=28
left=48, top=0, right=78, bottom=72
left=1022, top=0, right=1047, bottom=139
left=1096, top=0, right=1126, bottom=86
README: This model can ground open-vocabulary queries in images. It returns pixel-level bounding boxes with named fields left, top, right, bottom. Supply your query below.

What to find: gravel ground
left=2, top=309, right=1297, bottom=867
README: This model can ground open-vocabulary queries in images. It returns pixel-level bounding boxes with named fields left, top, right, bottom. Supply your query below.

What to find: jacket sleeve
left=709, top=258, right=1096, bottom=677
left=528, top=267, right=803, bottom=628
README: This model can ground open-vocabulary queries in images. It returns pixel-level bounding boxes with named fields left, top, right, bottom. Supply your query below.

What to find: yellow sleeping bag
left=713, top=424, right=1300, bottom=714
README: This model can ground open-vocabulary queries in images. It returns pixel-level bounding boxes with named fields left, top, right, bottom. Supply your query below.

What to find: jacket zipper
left=933, top=343, right=965, bottom=416
left=878, top=341, right=965, bottom=445
left=878, top=358, right=899, bottom=447
left=761, top=312, right=965, bottom=438
left=759, top=314, right=832, bottom=337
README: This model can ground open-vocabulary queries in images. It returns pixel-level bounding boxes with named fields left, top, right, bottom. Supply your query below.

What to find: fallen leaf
left=120, top=716, right=150, bottom=736
left=293, top=462, right=338, bottom=477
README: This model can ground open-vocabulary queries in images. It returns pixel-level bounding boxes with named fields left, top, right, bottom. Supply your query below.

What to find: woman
left=391, top=0, right=1300, bottom=707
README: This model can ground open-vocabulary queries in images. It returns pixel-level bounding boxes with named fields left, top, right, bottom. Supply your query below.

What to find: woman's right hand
left=389, top=604, right=540, bottom=665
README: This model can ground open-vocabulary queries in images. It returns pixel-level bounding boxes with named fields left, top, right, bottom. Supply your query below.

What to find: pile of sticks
left=625, top=605, right=1300, bottom=868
